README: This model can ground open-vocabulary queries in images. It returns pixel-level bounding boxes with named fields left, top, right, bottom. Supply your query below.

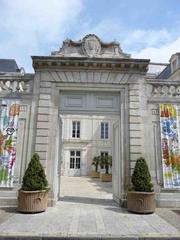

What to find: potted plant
left=90, top=156, right=100, bottom=178
left=99, top=155, right=112, bottom=182
left=18, top=153, right=49, bottom=213
left=127, top=157, right=155, bottom=213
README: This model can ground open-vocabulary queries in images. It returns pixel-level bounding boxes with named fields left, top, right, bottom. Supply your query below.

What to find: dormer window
left=172, top=59, right=177, bottom=72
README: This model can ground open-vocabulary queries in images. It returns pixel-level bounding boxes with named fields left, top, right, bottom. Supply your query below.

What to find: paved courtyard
left=0, top=176, right=180, bottom=239
left=60, top=176, right=113, bottom=203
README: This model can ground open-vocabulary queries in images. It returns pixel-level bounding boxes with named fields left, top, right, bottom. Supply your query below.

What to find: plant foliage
left=22, top=153, right=48, bottom=191
left=131, top=157, right=153, bottom=192
left=100, top=155, right=112, bottom=174
left=91, top=156, right=100, bottom=172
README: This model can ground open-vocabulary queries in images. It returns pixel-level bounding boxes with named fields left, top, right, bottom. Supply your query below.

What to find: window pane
left=70, top=151, right=75, bottom=156
left=101, top=123, right=104, bottom=138
left=72, top=130, right=76, bottom=138
left=70, top=157, right=74, bottom=168
left=72, top=121, right=80, bottom=138
left=77, top=122, right=80, bottom=130
left=76, top=158, right=80, bottom=169
left=76, top=151, right=80, bottom=156
left=101, top=151, right=108, bottom=157
left=105, top=123, right=108, bottom=138
left=77, top=130, right=80, bottom=138
left=73, top=122, right=76, bottom=130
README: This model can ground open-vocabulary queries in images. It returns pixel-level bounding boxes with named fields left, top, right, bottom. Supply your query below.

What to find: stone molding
left=32, top=57, right=149, bottom=73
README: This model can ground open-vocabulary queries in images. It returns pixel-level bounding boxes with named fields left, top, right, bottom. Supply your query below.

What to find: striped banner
left=0, top=100, right=20, bottom=187
left=160, top=104, right=180, bottom=188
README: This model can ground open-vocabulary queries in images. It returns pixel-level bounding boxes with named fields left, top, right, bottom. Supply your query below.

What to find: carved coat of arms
left=82, top=35, right=101, bottom=57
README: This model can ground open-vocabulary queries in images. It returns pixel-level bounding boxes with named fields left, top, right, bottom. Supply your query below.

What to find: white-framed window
left=100, top=122, right=109, bottom=139
left=72, top=121, right=80, bottom=138
left=100, top=151, right=109, bottom=157
left=70, top=150, right=81, bottom=169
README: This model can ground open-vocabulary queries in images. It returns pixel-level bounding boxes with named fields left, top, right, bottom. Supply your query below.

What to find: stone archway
left=32, top=35, right=148, bottom=206
left=55, top=86, right=129, bottom=205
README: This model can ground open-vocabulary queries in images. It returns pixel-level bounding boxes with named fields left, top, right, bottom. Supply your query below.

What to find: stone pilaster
left=128, top=82, right=143, bottom=175
left=34, top=71, right=60, bottom=205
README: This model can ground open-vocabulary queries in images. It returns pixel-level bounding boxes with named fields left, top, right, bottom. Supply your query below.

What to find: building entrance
left=58, top=89, right=123, bottom=204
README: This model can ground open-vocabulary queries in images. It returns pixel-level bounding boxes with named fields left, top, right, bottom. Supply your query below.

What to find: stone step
left=0, top=190, right=17, bottom=198
left=156, top=192, right=180, bottom=208
left=0, top=197, right=17, bottom=207
left=0, top=190, right=18, bottom=207
left=0, top=234, right=180, bottom=240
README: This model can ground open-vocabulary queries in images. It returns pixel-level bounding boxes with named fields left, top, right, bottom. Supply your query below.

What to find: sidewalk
left=0, top=177, right=179, bottom=239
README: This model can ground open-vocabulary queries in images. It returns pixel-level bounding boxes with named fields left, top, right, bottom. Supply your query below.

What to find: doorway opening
left=58, top=90, right=122, bottom=205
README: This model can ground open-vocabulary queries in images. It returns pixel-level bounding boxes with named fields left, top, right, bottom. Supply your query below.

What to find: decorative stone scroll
left=51, top=34, right=130, bottom=59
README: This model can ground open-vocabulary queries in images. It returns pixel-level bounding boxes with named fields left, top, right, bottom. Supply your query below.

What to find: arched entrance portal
left=31, top=34, right=147, bottom=207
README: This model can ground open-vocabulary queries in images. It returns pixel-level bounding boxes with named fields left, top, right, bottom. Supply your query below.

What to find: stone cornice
left=146, top=79, right=180, bottom=85
left=32, top=56, right=149, bottom=73
left=0, top=73, right=34, bottom=81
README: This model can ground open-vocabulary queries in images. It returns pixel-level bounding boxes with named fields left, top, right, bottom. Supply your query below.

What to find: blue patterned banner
left=160, top=104, right=180, bottom=188
left=0, top=100, right=20, bottom=187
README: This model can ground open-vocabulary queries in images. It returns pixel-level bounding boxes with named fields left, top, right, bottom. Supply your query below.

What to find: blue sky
left=0, top=0, right=180, bottom=72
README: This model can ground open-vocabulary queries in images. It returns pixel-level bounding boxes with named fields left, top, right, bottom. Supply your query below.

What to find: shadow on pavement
left=0, top=207, right=17, bottom=213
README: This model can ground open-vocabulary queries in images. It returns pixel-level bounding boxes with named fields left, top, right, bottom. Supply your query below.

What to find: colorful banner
left=0, top=100, right=20, bottom=187
left=160, top=104, right=180, bottom=188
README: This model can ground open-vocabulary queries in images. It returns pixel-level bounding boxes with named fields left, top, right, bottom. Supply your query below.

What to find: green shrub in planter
left=127, top=157, right=155, bottom=213
left=18, top=153, right=49, bottom=213
left=22, top=153, right=48, bottom=191
left=131, top=157, right=153, bottom=192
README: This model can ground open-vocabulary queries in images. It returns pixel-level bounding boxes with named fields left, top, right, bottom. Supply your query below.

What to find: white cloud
left=0, top=0, right=84, bottom=71
left=0, top=4, right=179, bottom=71
left=132, top=37, right=180, bottom=63
left=75, top=19, right=126, bottom=42
left=74, top=18, right=180, bottom=63
left=124, top=29, right=173, bottom=50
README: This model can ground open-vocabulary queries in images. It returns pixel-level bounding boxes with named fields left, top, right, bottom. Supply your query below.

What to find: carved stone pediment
left=51, top=34, right=130, bottom=59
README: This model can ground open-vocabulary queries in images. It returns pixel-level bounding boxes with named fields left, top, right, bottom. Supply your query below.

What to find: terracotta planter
left=90, top=171, right=100, bottom=178
left=18, top=190, right=48, bottom=213
left=100, top=173, right=112, bottom=182
left=127, top=191, right=155, bottom=214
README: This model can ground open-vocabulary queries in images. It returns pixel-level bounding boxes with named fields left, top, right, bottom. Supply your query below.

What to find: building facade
left=0, top=35, right=180, bottom=207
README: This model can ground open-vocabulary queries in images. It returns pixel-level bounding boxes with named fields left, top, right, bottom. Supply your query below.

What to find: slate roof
left=0, top=59, right=19, bottom=73
left=156, top=64, right=171, bottom=79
